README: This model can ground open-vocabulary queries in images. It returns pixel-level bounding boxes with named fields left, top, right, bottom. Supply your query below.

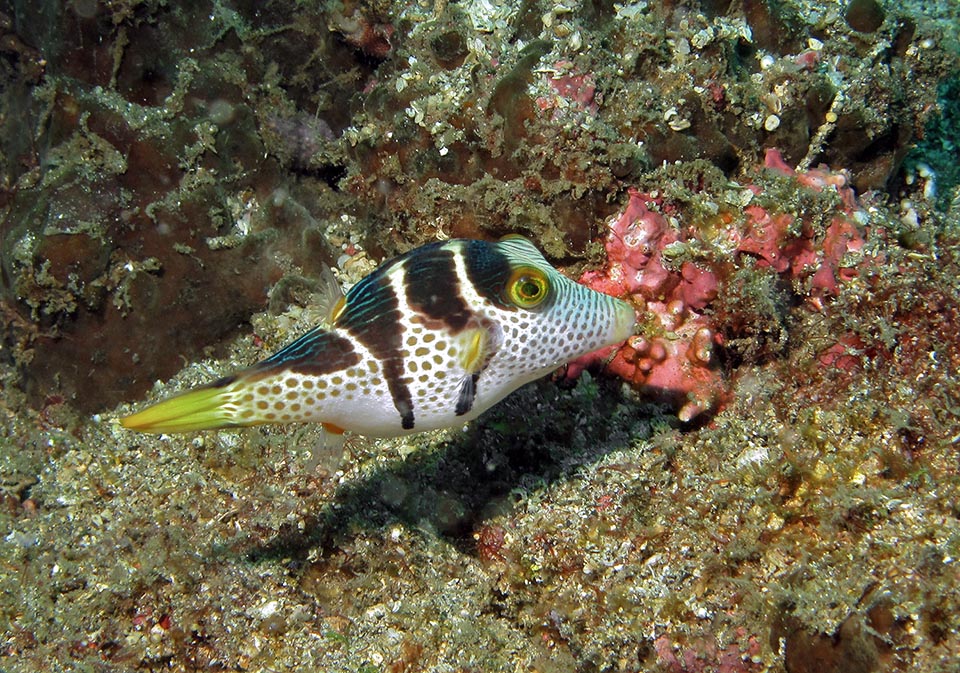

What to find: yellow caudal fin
left=120, top=383, right=239, bottom=433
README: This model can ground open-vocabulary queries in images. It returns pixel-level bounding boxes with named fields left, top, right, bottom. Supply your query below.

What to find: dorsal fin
left=315, top=264, right=346, bottom=328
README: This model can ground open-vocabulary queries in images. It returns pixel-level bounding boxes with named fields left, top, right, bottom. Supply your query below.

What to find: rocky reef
left=1, top=0, right=959, bottom=671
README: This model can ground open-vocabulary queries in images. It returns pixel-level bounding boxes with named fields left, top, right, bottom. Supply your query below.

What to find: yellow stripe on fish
left=120, top=236, right=636, bottom=437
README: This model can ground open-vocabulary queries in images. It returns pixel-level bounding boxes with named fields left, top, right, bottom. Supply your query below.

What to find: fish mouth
left=611, top=299, right=637, bottom=343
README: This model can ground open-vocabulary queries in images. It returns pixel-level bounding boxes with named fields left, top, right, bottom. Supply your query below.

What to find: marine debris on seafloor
left=1, top=1, right=959, bottom=671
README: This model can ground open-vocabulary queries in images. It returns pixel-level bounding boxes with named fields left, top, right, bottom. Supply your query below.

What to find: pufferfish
left=121, top=235, right=636, bottom=437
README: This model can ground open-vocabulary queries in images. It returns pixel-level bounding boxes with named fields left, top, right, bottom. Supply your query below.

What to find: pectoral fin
left=454, top=322, right=500, bottom=417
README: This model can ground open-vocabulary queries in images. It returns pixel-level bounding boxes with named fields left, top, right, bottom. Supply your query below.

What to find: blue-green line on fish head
left=120, top=235, right=637, bottom=437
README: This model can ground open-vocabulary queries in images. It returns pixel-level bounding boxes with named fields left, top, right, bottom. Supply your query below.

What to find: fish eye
left=507, top=267, right=549, bottom=307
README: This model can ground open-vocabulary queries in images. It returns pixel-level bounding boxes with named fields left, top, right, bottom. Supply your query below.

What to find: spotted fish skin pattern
left=121, top=236, right=636, bottom=436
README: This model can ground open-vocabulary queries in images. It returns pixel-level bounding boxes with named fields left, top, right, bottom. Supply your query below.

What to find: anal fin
left=305, top=424, right=348, bottom=473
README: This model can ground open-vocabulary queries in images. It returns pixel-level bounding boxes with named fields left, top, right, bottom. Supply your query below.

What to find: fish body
left=121, top=236, right=636, bottom=437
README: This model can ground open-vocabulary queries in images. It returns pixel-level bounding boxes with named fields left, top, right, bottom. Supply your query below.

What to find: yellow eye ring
left=507, top=267, right=549, bottom=308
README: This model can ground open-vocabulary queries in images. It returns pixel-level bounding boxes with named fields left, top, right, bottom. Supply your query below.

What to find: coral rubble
left=1, top=0, right=959, bottom=672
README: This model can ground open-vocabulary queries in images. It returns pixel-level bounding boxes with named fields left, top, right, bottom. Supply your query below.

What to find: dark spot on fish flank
left=404, top=247, right=475, bottom=331
left=338, top=268, right=402, bottom=333
left=384, top=355, right=415, bottom=428
left=337, top=241, right=447, bottom=328
left=255, top=329, right=361, bottom=378
left=393, top=388, right=415, bottom=429
left=462, top=239, right=515, bottom=310
left=455, top=373, right=479, bottom=416
left=410, top=313, right=457, bottom=334
left=340, top=274, right=415, bottom=430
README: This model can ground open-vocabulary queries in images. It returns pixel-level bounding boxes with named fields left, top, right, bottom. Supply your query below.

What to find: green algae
left=1, top=0, right=960, bottom=671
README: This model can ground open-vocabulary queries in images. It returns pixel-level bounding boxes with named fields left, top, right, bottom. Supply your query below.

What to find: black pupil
left=520, top=279, right=541, bottom=298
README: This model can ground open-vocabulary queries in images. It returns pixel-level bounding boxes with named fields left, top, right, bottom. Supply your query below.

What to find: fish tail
left=120, top=376, right=249, bottom=433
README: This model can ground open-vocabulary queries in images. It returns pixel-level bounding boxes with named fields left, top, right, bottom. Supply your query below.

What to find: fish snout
left=611, top=298, right=637, bottom=343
